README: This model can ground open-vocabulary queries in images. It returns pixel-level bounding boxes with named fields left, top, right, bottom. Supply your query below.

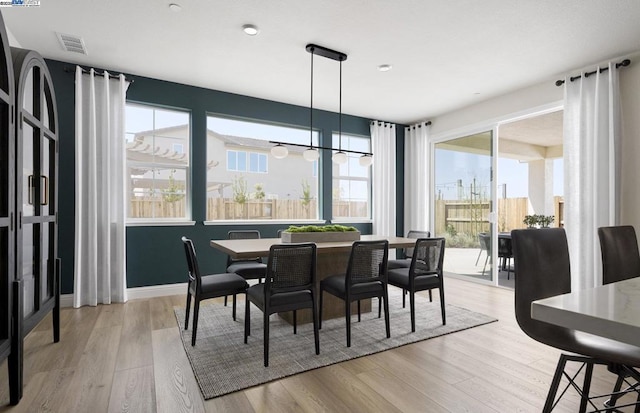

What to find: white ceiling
left=3, top=0, right=640, bottom=125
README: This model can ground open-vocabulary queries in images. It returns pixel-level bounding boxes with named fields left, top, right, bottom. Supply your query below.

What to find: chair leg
left=346, top=300, right=352, bottom=347
left=263, top=311, right=270, bottom=367
left=357, top=300, right=361, bottom=322
left=232, top=294, right=237, bottom=321
left=475, top=249, right=482, bottom=265
left=184, top=291, right=191, bottom=330
left=312, top=294, right=320, bottom=355
left=544, top=354, right=569, bottom=413
left=605, top=374, right=625, bottom=412
left=244, top=298, right=250, bottom=343
left=428, top=290, right=433, bottom=302
left=224, top=295, right=228, bottom=307
left=482, top=254, right=489, bottom=276
left=579, top=362, right=594, bottom=413
left=319, top=289, right=324, bottom=330
left=402, top=288, right=406, bottom=308
left=378, top=297, right=382, bottom=318
left=383, top=289, right=390, bottom=339
left=293, top=310, right=297, bottom=334
left=439, top=286, right=446, bottom=325
left=409, top=289, right=416, bottom=332
left=191, top=300, right=200, bottom=346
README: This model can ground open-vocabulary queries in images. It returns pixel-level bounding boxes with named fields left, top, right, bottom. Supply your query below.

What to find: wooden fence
left=130, top=197, right=366, bottom=220
left=434, top=196, right=564, bottom=236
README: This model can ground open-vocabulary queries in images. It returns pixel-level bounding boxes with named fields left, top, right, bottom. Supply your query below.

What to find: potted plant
left=281, top=224, right=361, bottom=243
left=523, top=214, right=555, bottom=228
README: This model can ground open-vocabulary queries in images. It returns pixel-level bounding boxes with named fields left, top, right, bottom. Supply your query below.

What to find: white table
left=531, top=277, right=640, bottom=347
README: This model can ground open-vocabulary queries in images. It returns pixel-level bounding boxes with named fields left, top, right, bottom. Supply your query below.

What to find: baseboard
left=59, top=282, right=188, bottom=308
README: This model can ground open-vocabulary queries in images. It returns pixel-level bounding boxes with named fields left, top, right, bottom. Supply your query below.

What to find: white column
left=528, top=159, right=554, bottom=215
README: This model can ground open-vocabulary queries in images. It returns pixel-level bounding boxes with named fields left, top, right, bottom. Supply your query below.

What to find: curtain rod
left=407, top=121, right=432, bottom=130
left=64, top=65, right=133, bottom=83
left=555, top=59, right=630, bottom=86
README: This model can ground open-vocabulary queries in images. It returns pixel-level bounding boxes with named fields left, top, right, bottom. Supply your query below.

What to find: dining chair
left=497, top=235, right=513, bottom=279
left=319, top=240, right=390, bottom=347
left=512, top=228, right=640, bottom=412
left=181, top=237, right=249, bottom=346
left=225, top=230, right=268, bottom=305
left=478, top=232, right=491, bottom=276
left=598, top=225, right=640, bottom=409
left=388, top=230, right=430, bottom=270
left=387, top=238, right=446, bottom=332
left=244, top=242, right=319, bottom=367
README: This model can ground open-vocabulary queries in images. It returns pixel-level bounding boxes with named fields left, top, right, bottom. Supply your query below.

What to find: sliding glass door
left=434, top=130, right=495, bottom=283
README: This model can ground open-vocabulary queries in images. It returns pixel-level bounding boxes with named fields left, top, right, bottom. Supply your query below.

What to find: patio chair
left=244, top=242, right=319, bottom=367
left=387, top=238, right=446, bottom=331
left=181, top=237, right=248, bottom=346
left=478, top=232, right=491, bottom=276
left=319, top=240, right=390, bottom=347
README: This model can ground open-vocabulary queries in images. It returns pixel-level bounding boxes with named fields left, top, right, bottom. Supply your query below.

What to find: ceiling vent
left=56, top=32, right=87, bottom=55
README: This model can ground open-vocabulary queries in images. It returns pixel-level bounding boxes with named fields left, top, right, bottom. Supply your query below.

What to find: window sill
left=331, top=218, right=373, bottom=224
left=203, top=219, right=325, bottom=226
left=127, top=220, right=196, bottom=227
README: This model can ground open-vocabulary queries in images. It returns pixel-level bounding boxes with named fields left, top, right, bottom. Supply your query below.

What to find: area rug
left=174, top=290, right=497, bottom=399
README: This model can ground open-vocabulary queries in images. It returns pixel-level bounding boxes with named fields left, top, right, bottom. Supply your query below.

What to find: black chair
left=181, top=237, right=249, bottom=346
left=598, top=225, right=640, bottom=409
left=512, top=228, right=640, bottom=412
left=478, top=232, right=491, bottom=276
left=388, top=238, right=446, bottom=332
left=498, top=235, right=513, bottom=279
left=244, top=243, right=319, bottom=367
left=319, top=240, right=390, bottom=347
left=598, top=225, right=640, bottom=285
left=225, top=230, right=268, bottom=305
left=387, top=230, right=430, bottom=270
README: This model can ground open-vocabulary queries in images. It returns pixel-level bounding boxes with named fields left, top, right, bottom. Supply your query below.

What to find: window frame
left=331, top=132, right=372, bottom=221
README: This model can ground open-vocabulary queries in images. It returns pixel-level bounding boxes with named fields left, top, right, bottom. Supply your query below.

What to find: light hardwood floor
left=0, top=277, right=634, bottom=412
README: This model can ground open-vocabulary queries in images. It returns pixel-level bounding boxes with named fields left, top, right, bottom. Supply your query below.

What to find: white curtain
left=564, top=61, right=621, bottom=291
left=74, top=66, right=130, bottom=307
left=371, top=121, right=396, bottom=237
left=404, top=122, right=430, bottom=235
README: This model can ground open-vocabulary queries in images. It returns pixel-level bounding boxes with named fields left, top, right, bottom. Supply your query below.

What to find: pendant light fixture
left=269, top=44, right=373, bottom=165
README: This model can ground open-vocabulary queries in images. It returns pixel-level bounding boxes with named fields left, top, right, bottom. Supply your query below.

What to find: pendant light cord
left=309, top=49, right=314, bottom=148
left=338, top=58, right=342, bottom=152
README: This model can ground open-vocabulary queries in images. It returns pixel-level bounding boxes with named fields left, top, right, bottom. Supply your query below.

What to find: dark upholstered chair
left=598, top=225, right=640, bottom=285
left=598, top=225, right=640, bottom=409
left=476, top=232, right=489, bottom=265
left=387, top=230, right=430, bottom=270
left=181, top=237, right=248, bottom=346
left=498, top=235, right=513, bottom=279
left=512, top=228, right=640, bottom=412
left=226, top=230, right=268, bottom=281
left=244, top=243, right=319, bottom=367
left=319, top=240, right=390, bottom=347
left=388, top=238, right=446, bottom=332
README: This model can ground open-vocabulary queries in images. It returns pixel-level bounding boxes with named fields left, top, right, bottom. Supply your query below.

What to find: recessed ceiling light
left=168, top=3, right=182, bottom=12
left=377, top=64, right=392, bottom=72
left=242, top=24, right=260, bottom=36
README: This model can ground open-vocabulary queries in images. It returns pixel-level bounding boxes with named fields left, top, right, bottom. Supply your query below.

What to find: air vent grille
left=56, top=32, right=87, bottom=55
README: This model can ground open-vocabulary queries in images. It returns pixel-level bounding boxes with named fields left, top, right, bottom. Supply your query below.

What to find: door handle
left=41, top=175, right=48, bottom=205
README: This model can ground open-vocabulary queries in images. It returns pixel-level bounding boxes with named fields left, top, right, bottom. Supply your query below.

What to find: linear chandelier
left=270, top=44, right=373, bottom=167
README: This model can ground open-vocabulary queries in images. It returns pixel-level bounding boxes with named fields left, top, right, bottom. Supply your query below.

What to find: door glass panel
left=0, top=101, right=7, bottom=217
left=43, top=81, right=53, bottom=130
left=22, top=67, right=34, bottom=115
left=0, top=227, right=7, bottom=340
left=22, top=223, right=35, bottom=317
left=22, top=122, right=35, bottom=216
left=41, top=135, right=51, bottom=216
left=40, top=223, right=51, bottom=301
left=434, top=131, right=494, bottom=283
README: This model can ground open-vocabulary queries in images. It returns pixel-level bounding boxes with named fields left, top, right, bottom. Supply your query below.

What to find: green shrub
left=285, top=224, right=358, bottom=233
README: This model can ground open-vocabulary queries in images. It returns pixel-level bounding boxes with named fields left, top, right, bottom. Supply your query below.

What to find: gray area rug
left=174, top=290, right=497, bottom=399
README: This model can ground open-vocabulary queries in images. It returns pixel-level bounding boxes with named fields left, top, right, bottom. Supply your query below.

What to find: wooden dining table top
left=210, top=235, right=417, bottom=259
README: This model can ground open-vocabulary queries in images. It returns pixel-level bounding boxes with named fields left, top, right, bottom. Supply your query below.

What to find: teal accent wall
left=45, top=59, right=404, bottom=293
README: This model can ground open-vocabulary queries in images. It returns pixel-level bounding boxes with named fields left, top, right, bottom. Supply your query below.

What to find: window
left=227, top=150, right=267, bottom=173
left=125, top=103, right=190, bottom=220
left=207, top=115, right=319, bottom=221
left=332, top=133, right=371, bottom=219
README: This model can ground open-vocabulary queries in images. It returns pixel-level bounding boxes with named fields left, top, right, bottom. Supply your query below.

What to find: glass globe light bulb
left=302, top=148, right=320, bottom=161
left=270, top=144, right=288, bottom=159
left=332, top=151, right=348, bottom=164
left=359, top=154, right=373, bottom=167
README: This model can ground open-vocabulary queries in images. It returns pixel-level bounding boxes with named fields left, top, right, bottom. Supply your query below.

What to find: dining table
left=210, top=235, right=417, bottom=324
left=531, top=277, right=640, bottom=347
